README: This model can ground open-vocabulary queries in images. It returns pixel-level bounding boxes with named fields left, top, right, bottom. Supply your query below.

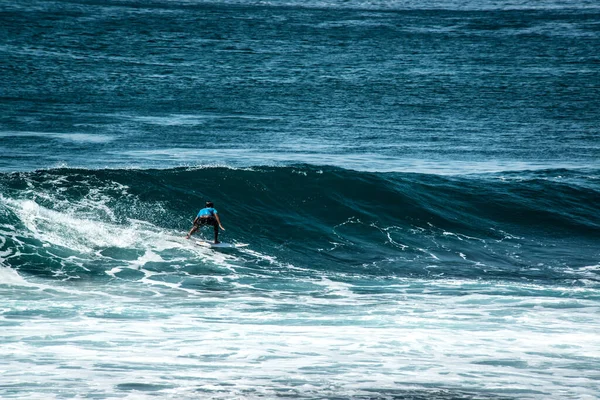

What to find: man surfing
left=185, top=201, right=225, bottom=243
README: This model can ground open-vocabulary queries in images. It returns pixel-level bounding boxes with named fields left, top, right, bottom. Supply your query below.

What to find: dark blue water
left=1, top=1, right=599, bottom=399
left=2, top=0, right=600, bottom=173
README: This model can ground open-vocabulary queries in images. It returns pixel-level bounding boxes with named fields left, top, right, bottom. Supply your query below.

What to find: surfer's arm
left=215, top=213, right=225, bottom=230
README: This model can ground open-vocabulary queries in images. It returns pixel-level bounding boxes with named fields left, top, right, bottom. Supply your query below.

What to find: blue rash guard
left=197, top=207, right=217, bottom=218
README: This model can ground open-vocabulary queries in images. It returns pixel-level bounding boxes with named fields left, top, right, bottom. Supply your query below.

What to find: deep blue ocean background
left=1, top=1, right=599, bottom=399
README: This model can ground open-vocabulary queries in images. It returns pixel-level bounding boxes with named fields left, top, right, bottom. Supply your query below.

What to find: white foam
left=132, top=250, right=164, bottom=266
left=0, top=265, right=27, bottom=286
left=2, top=274, right=599, bottom=399
left=312, top=277, right=355, bottom=298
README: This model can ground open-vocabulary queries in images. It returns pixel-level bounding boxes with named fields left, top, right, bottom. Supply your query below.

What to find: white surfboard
left=195, top=240, right=249, bottom=249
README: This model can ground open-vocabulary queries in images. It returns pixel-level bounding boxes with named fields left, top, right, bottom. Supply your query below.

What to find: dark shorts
left=195, top=217, right=217, bottom=227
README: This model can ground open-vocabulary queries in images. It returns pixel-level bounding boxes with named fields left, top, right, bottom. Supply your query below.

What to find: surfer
left=185, top=201, right=225, bottom=243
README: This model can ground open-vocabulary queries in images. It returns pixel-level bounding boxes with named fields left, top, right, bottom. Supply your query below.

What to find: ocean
left=1, top=0, right=599, bottom=399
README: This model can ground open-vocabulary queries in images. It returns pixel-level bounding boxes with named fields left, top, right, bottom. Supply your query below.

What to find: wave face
left=2, top=165, right=599, bottom=283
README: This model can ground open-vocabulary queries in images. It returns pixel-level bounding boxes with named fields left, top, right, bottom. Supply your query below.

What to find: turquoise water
left=1, top=1, right=599, bottom=399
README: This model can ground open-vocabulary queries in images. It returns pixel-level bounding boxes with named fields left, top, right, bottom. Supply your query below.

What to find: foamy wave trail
left=1, top=165, right=599, bottom=399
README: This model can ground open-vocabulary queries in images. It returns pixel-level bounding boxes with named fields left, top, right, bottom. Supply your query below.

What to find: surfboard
left=195, top=240, right=249, bottom=249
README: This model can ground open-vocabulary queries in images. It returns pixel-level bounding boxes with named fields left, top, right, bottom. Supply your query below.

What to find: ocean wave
left=0, top=165, right=598, bottom=285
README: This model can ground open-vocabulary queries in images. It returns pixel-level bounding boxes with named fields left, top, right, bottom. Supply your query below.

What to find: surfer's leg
left=186, top=224, right=199, bottom=239
left=213, top=221, right=220, bottom=244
